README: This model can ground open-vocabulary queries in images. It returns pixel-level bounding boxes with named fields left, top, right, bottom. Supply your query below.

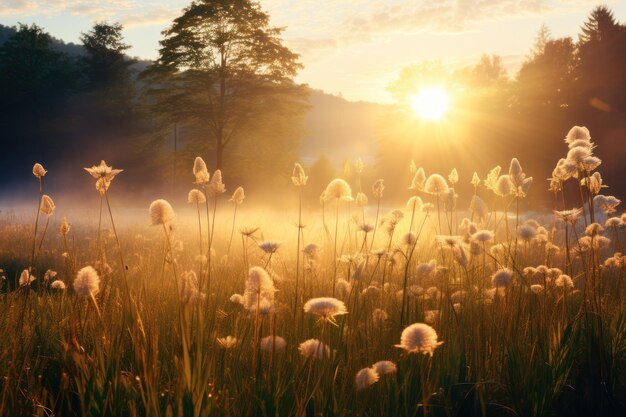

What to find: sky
left=1, top=0, right=625, bottom=103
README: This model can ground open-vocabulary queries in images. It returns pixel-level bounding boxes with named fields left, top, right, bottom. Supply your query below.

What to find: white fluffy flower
left=355, top=367, right=379, bottom=390
left=73, top=266, right=100, bottom=298
left=395, top=323, right=443, bottom=356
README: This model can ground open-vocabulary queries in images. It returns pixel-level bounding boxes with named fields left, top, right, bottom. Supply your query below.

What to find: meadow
left=0, top=125, right=625, bottom=417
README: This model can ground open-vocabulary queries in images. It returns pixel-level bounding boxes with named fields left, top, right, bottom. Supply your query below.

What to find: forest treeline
left=0, top=3, right=624, bottom=206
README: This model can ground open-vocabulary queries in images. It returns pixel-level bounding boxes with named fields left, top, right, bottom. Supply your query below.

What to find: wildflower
left=243, top=267, right=276, bottom=311
left=230, top=293, right=243, bottom=304
left=40, top=195, right=55, bottom=216
left=149, top=199, right=176, bottom=226
left=416, top=261, right=436, bottom=279
left=355, top=192, right=368, bottom=207
left=565, top=126, right=591, bottom=144
left=423, top=174, right=449, bottom=195
left=188, top=189, right=206, bottom=204
left=406, top=196, right=423, bottom=213
left=260, top=335, right=287, bottom=353
left=229, top=187, right=245, bottom=204
left=494, top=175, right=514, bottom=197
left=372, top=308, right=388, bottom=325
left=84, top=160, right=123, bottom=194
left=44, top=269, right=57, bottom=282
left=492, top=268, right=513, bottom=288
left=193, top=157, right=210, bottom=184
left=424, top=309, right=440, bottom=324
left=355, top=158, right=364, bottom=173
left=59, top=217, right=70, bottom=235
left=443, top=188, right=457, bottom=210
left=372, top=360, right=397, bottom=375
left=554, top=208, right=584, bottom=224
left=19, top=270, right=36, bottom=287
left=209, top=170, right=226, bottom=196
left=567, top=146, right=592, bottom=166
left=594, top=195, right=621, bottom=214
left=359, top=223, right=374, bottom=233
left=298, top=339, right=331, bottom=359
left=409, top=160, right=417, bottom=174
left=51, top=280, right=66, bottom=290
left=605, top=217, right=622, bottom=228
left=258, top=241, right=281, bottom=254
left=73, top=266, right=100, bottom=298
left=33, top=163, right=47, bottom=178
left=240, top=226, right=260, bottom=237
left=217, top=336, right=237, bottom=349
left=484, top=166, right=501, bottom=191
left=291, top=163, right=308, bottom=186
left=530, top=284, right=544, bottom=294
left=303, top=297, right=347, bottom=325
left=585, top=222, right=604, bottom=237
left=180, top=271, right=206, bottom=304
left=372, top=179, right=385, bottom=198
left=448, top=168, right=459, bottom=185
left=402, top=232, right=417, bottom=246
left=355, top=367, right=379, bottom=390
left=472, top=230, right=494, bottom=243
left=471, top=172, right=480, bottom=187
left=302, top=243, right=321, bottom=259
left=470, top=195, right=488, bottom=220
left=582, top=172, right=605, bottom=195
left=509, top=158, right=525, bottom=186
left=324, top=178, right=353, bottom=202
left=335, top=279, right=352, bottom=298
left=395, top=323, right=443, bottom=356
left=554, top=274, right=574, bottom=289
left=517, top=224, right=537, bottom=241
left=409, top=168, right=426, bottom=191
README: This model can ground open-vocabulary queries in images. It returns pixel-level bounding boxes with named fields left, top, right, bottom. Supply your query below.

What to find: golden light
left=409, top=86, right=450, bottom=121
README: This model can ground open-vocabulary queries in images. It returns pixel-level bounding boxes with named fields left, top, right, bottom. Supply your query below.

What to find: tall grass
left=0, top=125, right=625, bottom=417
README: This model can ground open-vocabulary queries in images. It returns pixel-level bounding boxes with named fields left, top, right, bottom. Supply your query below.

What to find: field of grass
left=0, top=126, right=625, bottom=417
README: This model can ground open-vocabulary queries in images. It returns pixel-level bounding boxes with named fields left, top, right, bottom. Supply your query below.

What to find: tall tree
left=142, top=0, right=308, bottom=172
left=576, top=6, right=626, bottom=111
left=80, top=22, right=134, bottom=90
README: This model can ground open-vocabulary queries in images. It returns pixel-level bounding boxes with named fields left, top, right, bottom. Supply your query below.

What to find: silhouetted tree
left=80, top=22, right=135, bottom=92
left=576, top=6, right=626, bottom=112
left=141, top=0, right=308, bottom=173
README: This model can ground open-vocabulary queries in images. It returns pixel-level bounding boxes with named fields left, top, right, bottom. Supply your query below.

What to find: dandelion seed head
left=209, top=170, right=226, bottom=196
left=355, top=192, right=368, bottom=207
left=472, top=230, right=494, bottom=242
left=324, top=178, right=353, bottom=201
left=73, top=266, right=100, bottom=298
left=423, top=174, right=449, bottom=195
left=298, top=339, right=330, bottom=360
left=355, top=367, right=379, bottom=390
left=51, top=280, right=66, bottom=290
left=565, top=126, right=591, bottom=144
left=395, top=323, right=443, bottom=356
left=33, top=163, right=47, bottom=178
left=188, top=189, right=206, bottom=204
left=372, top=179, right=385, bottom=198
left=260, top=335, right=287, bottom=352
left=40, top=195, right=55, bottom=216
left=492, top=268, right=513, bottom=288
left=193, top=157, right=210, bottom=184
left=229, top=186, right=245, bottom=204
left=292, top=163, right=308, bottom=186
left=372, top=360, right=397, bottom=375
left=149, top=199, right=176, bottom=226
left=304, top=297, right=347, bottom=323
left=19, top=270, right=36, bottom=286
left=59, top=216, right=70, bottom=236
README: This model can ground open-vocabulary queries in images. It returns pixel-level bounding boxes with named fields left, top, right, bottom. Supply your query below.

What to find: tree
left=576, top=6, right=626, bottom=111
left=142, top=0, right=308, bottom=172
left=80, top=22, right=135, bottom=92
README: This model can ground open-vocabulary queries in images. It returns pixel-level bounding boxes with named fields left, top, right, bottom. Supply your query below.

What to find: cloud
left=122, top=7, right=180, bottom=29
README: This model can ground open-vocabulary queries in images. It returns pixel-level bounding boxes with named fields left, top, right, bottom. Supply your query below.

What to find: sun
left=409, top=86, right=450, bottom=121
